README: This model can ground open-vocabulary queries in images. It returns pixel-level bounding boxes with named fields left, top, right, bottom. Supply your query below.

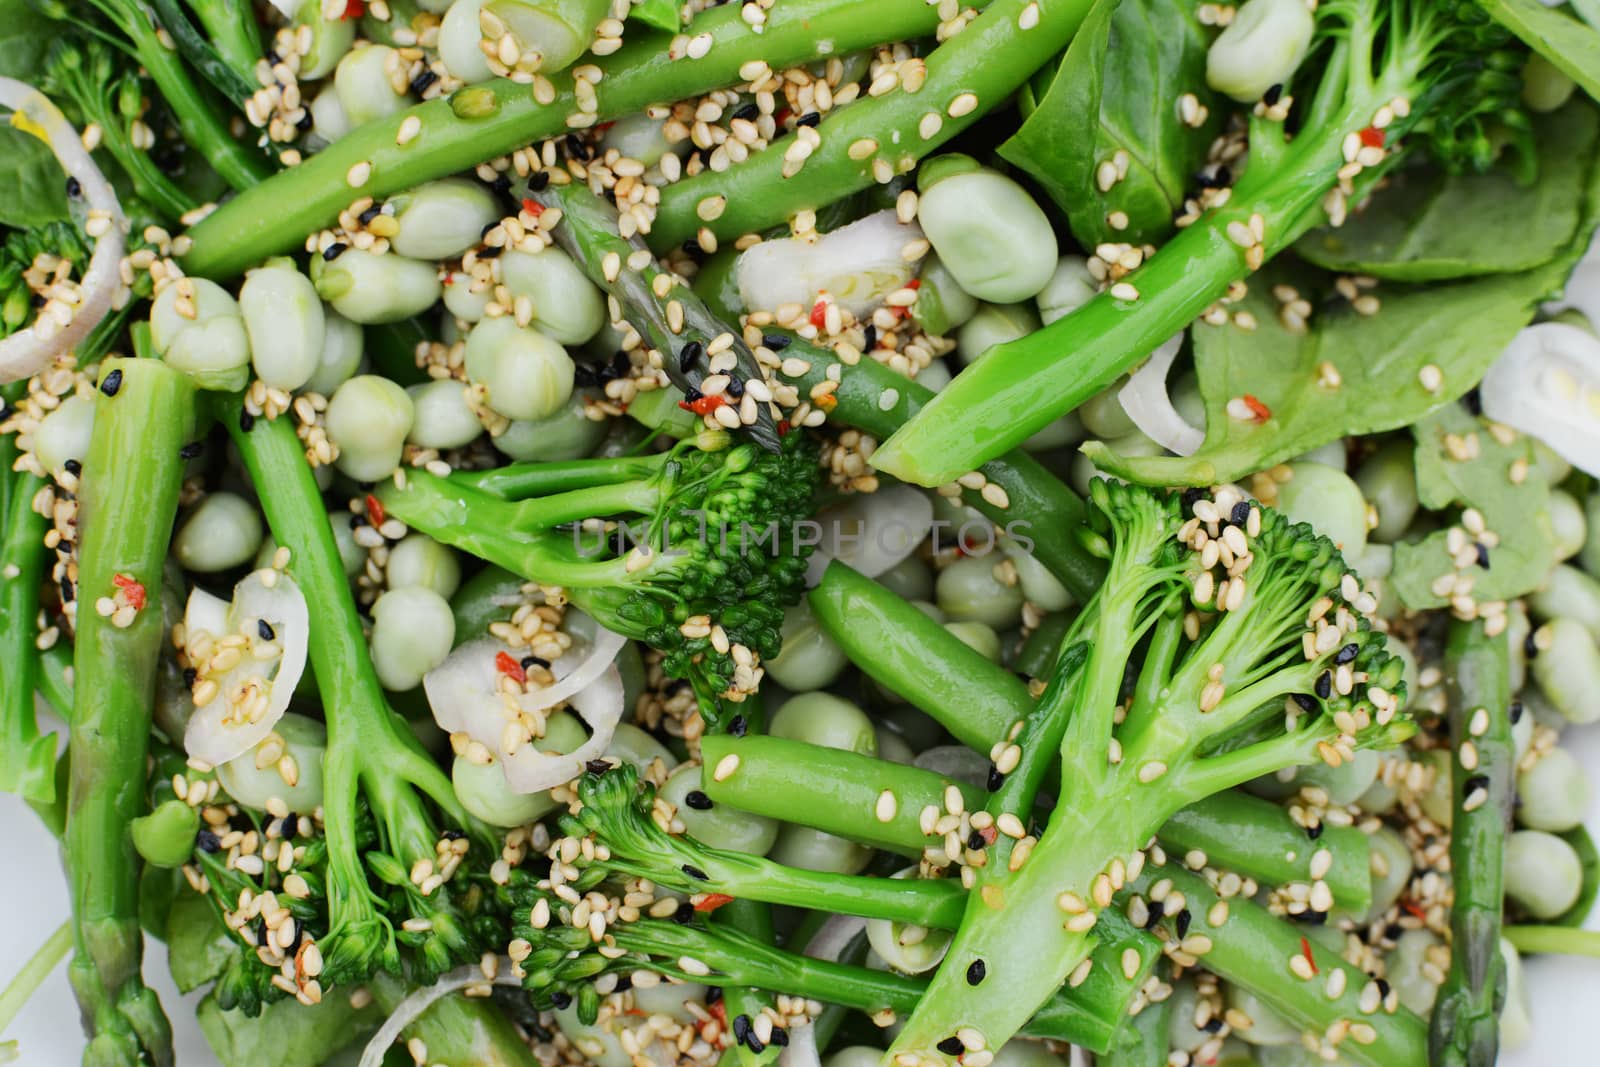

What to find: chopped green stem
left=1132, top=865, right=1429, bottom=1067
left=0, top=921, right=72, bottom=1034
left=0, top=465, right=56, bottom=804
left=648, top=0, right=1095, bottom=248
left=1431, top=621, right=1513, bottom=1067
left=458, top=454, right=668, bottom=499
left=67, top=358, right=197, bottom=1067
left=149, top=0, right=259, bottom=104
left=873, top=108, right=1391, bottom=485
left=777, top=338, right=1104, bottom=598
left=1504, top=926, right=1600, bottom=958
left=179, top=0, right=975, bottom=278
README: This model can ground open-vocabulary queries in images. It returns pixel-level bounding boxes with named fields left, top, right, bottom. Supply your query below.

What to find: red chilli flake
left=341, top=0, right=364, bottom=19
left=809, top=300, right=829, bottom=328
left=678, top=394, right=730, bottom=417
left=1299, top=937, right=1320, bottom=976
left=365, top=493, right=386, bottom=529
left=978, top=825, right=998, bottom=845
left=494, top=651, right=526, bottom=685
left=1358, top=126, right=1385, bottom=149
left=112, top=573, right=146, bottom=610
left=776, top=419, right=791, bottom=437
left=694, top=893, right=735, bottom=913
left=521, top=198, right=545, bottom=218
left=1242, top=394, right=1272, bottom=422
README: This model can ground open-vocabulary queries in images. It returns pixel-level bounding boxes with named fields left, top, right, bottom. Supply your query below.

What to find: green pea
left=1035, top=255, right=1097, bottom=326
left=825, top=1048, right=884, bottom=1067
left=217, top=713, right=327, bottom=813
left=1000, top=538, right=1073, bottom=611
left=389, top=179, right=501, bottom=260
left=131, top=799, right=201, bottom=868
left=1516, top=747, right=1591, bottom=832
left=1523, top=52, right=1577, bottom=112
left=442, top=270, right=493, bottom=323
left=915, top=358, right=953, bottom=393
left=303, top=309, right=365, bottom=396
left=1531, top=438, right=1572, bottom=486
left=1296, top=440, right=1347, bottom=472
left=1549, top=488, right=1588, bottom=562
left=1293, top=746, right=1380, bottom=807
left=765, top=600, right=849, bottom=692
left=1505, top=829, right=1583, bottom=919
left=369, top=586, right=456, bottom=691
left=771, top=692, right=877, bottom=755
left=406, top=379, right=483, bottom=451
left=500, top=246, right=608, bottom=346
left=1226, top=984, right=1299, bottom=1046
left=31, top=392, right=95, bottom=479
left=150, top=277, right=251, bottom=391
left=334, top=44, right=410, bottom=127
left=877, top=555, right=935, bottom=602
left=1512, top=699, right=1535, bottom=763
left=866, top=871, right=954, bottom=975
left=385, top=534, right=462, bottom=599
left=917, top=160, right=1057, bottom=303
left=325, top=374, right=415, bottom=482
left=1356, top=761, right=1398, bottom=815
left=1362, top=826, right=1414, bottom=924
left=599, top=111, right=678, bottom=169
left=1507, top=601, right=1531, bottom=693
left=1531, top=617, right=1600, bottom=723
left=988, top=1041, right=1068, bottom=1067
left=1499, top=938, right=1534, bottom=1050
left=912, top=253, right=979, bottom=335
left=1385, top=929, right=1444, bottom=1016
left=175, top=491, right=265, bottom=573
left=943, top=620, right=1001, bottom=662
left=553, top=1003, right=645, bottom=1067
left=1165, top=980, right=1210, bottom=1053
left=1206, top=0, right=1314, bottom=102
left=659, top=762, right=779, bottom=855
left=875, top=725, right=916, bottom=765
left=770, top=822, right=872, bottom=874
left=1273, top=462, right=1368, bottom=560
left=1417, top=749, right=1455, bottom=830
left=1531, top=565, right=1600, bottom=642
left=1171, top=371, right=1205, bottom=430
left=309, top=86, right=349, bottom=144
left=311, top=248, right=442, bottom=325
left=1258, top=1046, right=1356, bottom=1067
left=956, top=302, right=1041, bottom=367
left=936, top=555, right=1025, bottom=629
left=1354, top=441, right=1417, bottom=543
left=465, top=316, right=576, bottom=421
left=1076, top=378, right=1138, bottom=440
left=1021, top=409, right=1084, bottom=452
left=294, top=0, right=355, bottom=79
left=628, top=976, right=708, bottom=1023
left=452, top=754, right=558, bottom=827
left=606, top=723, right=676, bottom=777
left=495, top=392, right=610, bottom=461
left=481, top=0, right=606, bottom=74
left=1522, top=684, right=1569, bottom=733
left=239, top=258, right=325, bottom=391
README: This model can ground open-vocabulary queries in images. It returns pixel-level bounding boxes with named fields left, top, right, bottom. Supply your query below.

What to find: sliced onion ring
left=1118, top=334, right=1202, bottom=456
left=499, top=664, right=624, bottom=793
left=0, top=79, right=125, bottom=384
left=804, top=483, right=935, bottom=586
left=737, top=209, right=925, bottom=318
left=359, top=962, right=521, bottom=1067
left=1481, top=321, right=1600, bottom=477
left=183, top=571, right=310, bottom=765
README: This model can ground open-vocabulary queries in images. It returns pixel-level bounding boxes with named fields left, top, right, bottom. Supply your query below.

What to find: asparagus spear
left=0, top=462, right=56, bottom=804
left=67, top=358, right=199, bottom=1067
left=1430, top=621, right=1514, bottom=1067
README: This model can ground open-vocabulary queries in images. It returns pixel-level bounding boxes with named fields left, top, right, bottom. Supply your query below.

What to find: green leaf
left=1480, top=0, right=1600, bottom=105
left=197, top=989, right=383, bottom=1067
left=998, top=0, right=1220, bottom=247
left=1297, top=106, right=1597, bottom=281
left=1391, top=405, right=1554, bottom=609
left=0, top=0, right=57, bottom=84
left=1082, top=256, right=1575, bottom=488
left=165, top=892, right=236, bottom=993
left=1553, top=825, right=1600, bottom=928
left=0, top=125, right=69, bottom=229
left=628, top=0, right=680, bottom=32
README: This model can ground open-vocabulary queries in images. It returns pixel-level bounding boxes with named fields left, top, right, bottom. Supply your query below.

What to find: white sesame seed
left=875, top=790, right=898, bottom=823
left=712, top=753, right=741, bottom=782
left=1138, top=761, right=1167, bottom=784
left=1418, top=364, right=1443, bottom=393
left=1110, top=282, right=1139, bottom=302
left=948, top=92, right=979, bottom=118
left=346, top=161, right=372, bottom=187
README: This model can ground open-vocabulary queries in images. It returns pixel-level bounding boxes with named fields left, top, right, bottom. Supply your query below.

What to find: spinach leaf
left=0, top=124, right=70, bottom=230
left=1391, top=405, right=1554, bottom=610
left=998, top=0, right=1219, bottom=248
left=1553, top=824, right=1600, bottom=928
left=165, top=891, right=236, bottom=993
left=1296, top=105, right=1597, bottom=281
left=0, top=0, right=57, bottom=84
left=1480, top=0, right=1600, bottom=104
left=197, top=989, right=382, bottom=1067
left=1082, top=255, right=1575, bottom=487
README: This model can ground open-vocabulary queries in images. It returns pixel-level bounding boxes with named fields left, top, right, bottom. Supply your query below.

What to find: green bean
left=388, top=178, right=502, bottom=260
left=67, top=358, right=198, bottom=1066
left=1353, top=440, right=1417, bottom=544
left=369, top=585, right=456, bottom=691
left=1530, top=617, right=1600, bottom=723
left=324, top=374, right=415, bottom=481
left=239, top=258, right=325, bottom=391
left=1205, top=0, right=1315, bottom=102
left=1431, top=620, right=1512, bottom=1067
left=173, top=491, right=264, bottom=573
left=181, top=0, right=979, bottom=279
left=1504, top=830, right=1584, bottom=919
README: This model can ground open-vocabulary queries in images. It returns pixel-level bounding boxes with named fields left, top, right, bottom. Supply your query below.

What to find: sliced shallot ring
left=498, top=664, right=625, bottom=793
left=1118, top=334, right=1202, bottom=456
left=804, top=482, right=935, bottom=586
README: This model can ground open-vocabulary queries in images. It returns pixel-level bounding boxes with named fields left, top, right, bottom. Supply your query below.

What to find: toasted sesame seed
left=346, top=161, right=372, bottom=187
left=876, top=790, right=898, bottom=822
left=1110, top=282, right=1139, bottom=302
left=697, top=195, right=727, bottom=221
left=948, top=92, right=979, bottom=118
left=1121, top=948, right=1141, bottom=979
left=1289, top=953, right=1316, bottom=980
left=713, top=753, right=741, bottom=782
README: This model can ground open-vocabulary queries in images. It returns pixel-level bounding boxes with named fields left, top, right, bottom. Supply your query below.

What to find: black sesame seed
left=1463, top=388, right=1483, bottom=416
left=1144, top=906, right=1164, bottom=930
left=196, top=829, right=221, bottom=852
left=683, top=385, right=704, bottom=403
left=1230, top=501, right=1250, bottom=526
left=491, top=175, right=513, bottom=196
left=744, top=1034, right=765, bottom=1055
left=862, top=324, right=878, bottom=351
left=1202, top=1017, right=1224, bottom=1034
left=441, top=828, right=466, bottom=840
left=726, top=376, right=744, bottom=398
left=1510, top=700, right=1524, bottom=724
left=477, top=244, right=502, bottom=259
left=321, top=242, right=347, bottom=261
left=673, top=901, right=695, bottom=924
left=350, top=513, right=369, bottom=529
left=179, top=440, right=204, bottom=459
left=729, top=715, right=748, bottom=738
left=573, top=363, right=600, bottom=388
left=732, top=102, right=758, bottom=122
left=586, top=759, right=612, bottom=774
left=526, top=171, right=551, bottom=194
left=1292, top=693, right=1317, bottom=713
left=966, top=959, right=986, bottom=985
left=551, top=991, right=572, bottom=1009
left=1475, top=542, right=1490, bottom=569
left=63, top=459, right=81, bottom=476
left=1335, top=643, right=1359, bottom=665
left=705, top=986, right=722, bottom=1005
left=937, top=1038, right=964, bottom=1056
left=796, top=111, right=821, bottom=128
left=732, top=1015, right=751, bottom=1044
left=258, top=619, right=276, bottom=641
left=100, top=368, right=123, bottom=397
left=968, top=829, right=986, bottom=850
left=763, top=334, right=792, bottom=350
left=296, top=111, right=314, bottom=132
left=1263, top=83, right=1284, bottom=106
left=358, top=204, right=382, bottom=225
left=986, top=764, right=1004, bottom=792
left=1215, top=165, right=1232, bottom=186
left=65, top=176, right=81, bottom=198
left=1524, top=632, right=1539, bottom=659
left=1385, top=922, right=1404, bottom=941
left=770, top=1028, right=789, bottom=1048
left=682, top=863, right=709, bottom=881
left=1307, top=822, right=1325, bottom=840
left=238, top=409, right=255, bottom=432
left=409, top=70, right=438, bottom=96
left=1463, top=774, right=1490, bottom=795
left=1376, top=977, right=1392, bottom=998
left=183, top=667, right=198, bottom=687
left=1315, top=671, right=1332, bottom=699
left=682, top=239, right=704, bottom=257
left=521, top=655, right=550, bottom=670
left=58, top=575, right=74, bottom=602
left=614, top=974, right=632, bottom=992
left=685, top=790, right=713, bottom=811
left=1304, top=909, right=1329, bottom=925
left=1175, top=909, right=1192, bottom=938
left=1181, top=487, right=1206, bottom=509
left=679, top=340, right=704, bottom=373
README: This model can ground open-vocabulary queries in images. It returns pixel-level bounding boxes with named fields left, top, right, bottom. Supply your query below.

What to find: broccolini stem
left=0, top=464, right=56, bottom=804
left=647, top=0, right=1095, bottom=249
left=67, top=358, right=198, bottom=1067
left=457, top=453, right=669, bottom=499
left=1132, top=865, right=1429, bottom=1067
left=1430, top=620, right=1514, bottom=1067
left=178, top=0, right=974, bottom=279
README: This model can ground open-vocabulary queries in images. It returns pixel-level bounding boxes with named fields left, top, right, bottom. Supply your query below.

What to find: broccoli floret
left=377, top=432, right=820, bottom=721
left=884, top=478, right=1414, bottom=1065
